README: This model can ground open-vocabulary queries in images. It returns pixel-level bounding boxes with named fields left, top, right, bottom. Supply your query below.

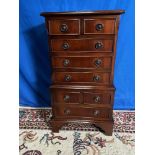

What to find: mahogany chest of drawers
left=41, top=10, right=125, bottom=136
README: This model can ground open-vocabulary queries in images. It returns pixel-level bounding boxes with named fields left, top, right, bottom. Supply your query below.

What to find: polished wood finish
left=40, top=10, right=125, bottom=16
left=52, top=88, right=114, bottom=106
left=84, top=18, right=115, bottom=34
left=50, top=38, right=113, bottom=51
left=41, top=10, right=124, bottom=136
left=48, top=19, right=80, bottom=35
left=53, top=105, right=112, bottom=119
left=52, top=55, right=112, bottom=70
left=52, top=71, right=111, bottom=85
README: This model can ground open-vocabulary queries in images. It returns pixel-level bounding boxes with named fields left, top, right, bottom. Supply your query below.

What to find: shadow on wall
left=23, top=23, right=52, bottom=107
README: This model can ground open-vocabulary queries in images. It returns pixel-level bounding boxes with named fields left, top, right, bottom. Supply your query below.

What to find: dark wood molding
left=40, top=10, right=125, bottom=17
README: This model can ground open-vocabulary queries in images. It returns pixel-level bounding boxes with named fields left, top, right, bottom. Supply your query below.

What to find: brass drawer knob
left=64, top=95, right=70, bottom=102
left=94, top=110, right=100, bottom=116
left=94, top=96, right=101, bottom=103
left=62, top=42, right=70, bottom=50
left=63, top=59, right=70, bottom=66
left=96, top=23, right=104, bottom=31
left=60, top=24, right=68, bottom=32
left=93, top=75, right=100, bottom=81
left=95, top=59, right=102, bottom=66
left=95, top=42, right=103, bottom=49
left=64, top=75, right=72, bottom=81
left=64, top=109, right=71, bottom=115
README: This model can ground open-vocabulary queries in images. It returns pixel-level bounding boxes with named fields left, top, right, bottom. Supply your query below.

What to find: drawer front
left=52, top=56, right=112, bottom=70
left=48, top=19, right=80, bottom=35
left=53, top=90, right=83, bottom=105
left=83, top=92, right=111, bottom=105
left=51, top=38, right=113, bottom=52
left=52, top=72, right=111, bottom=84
left=52, top=89, right=114, bottom=106
left=84, top=18, right=115, bottom=34
left=54, top=106, right=112, bottom=119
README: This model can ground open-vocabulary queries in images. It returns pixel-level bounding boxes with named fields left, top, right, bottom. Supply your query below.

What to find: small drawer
left=53, top=90, right=83, bottom=105
left=51, top=38, right=113, bottom=52
left=52, top=56, right=112, bottom=70
left=52, top=72, right=111, bottom=85
left=48, top=19, right=80, bottom=35
left=54, top=106, right=112, bottom=119
left=84, top=18, right=115, bottom=34
left=83, top=92, right=112, bottom=105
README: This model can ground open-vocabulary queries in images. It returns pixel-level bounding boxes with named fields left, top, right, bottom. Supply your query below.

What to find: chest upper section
left=41, top=10, right=125, bottom=36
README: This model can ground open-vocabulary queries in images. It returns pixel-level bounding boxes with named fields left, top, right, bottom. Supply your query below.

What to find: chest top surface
left=40, top=10, right=125, bottom=16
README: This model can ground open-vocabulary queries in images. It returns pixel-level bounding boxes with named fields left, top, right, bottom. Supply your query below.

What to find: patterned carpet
left=19, top=108, right=135, bottom=155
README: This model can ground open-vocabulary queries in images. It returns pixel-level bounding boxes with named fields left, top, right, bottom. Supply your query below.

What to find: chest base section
left=50, top=118, right=114, bottom=136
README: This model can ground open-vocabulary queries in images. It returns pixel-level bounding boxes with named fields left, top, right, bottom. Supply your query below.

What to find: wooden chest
left=41, top=10, right=125, bottom=135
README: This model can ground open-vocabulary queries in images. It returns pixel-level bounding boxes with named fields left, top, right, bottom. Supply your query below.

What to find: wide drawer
left=52, top=56, right=112, bottom=70
left=54, top=105, right=112, bottom=120
left=51, top=38, right=113, bottom=52
left=48, top=19, right=80, bottom=35
left=52, top=89, right=114, bottom=106
left=52, top=71, right=111, bottom=85
left=84, top=18, right=116, bottom=34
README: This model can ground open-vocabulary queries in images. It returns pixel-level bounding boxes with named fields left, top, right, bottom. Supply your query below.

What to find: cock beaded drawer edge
left=40, top=10, right=125, bottom=136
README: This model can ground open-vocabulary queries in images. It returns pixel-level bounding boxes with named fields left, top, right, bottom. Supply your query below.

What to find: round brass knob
left=64, top=75, right=72, bottom=81
left=94, top=110, right=100, bottom=116
left=64, top=109, right=70, bottom=115
left=96, top=24, right=104, bottom=31
left=64, top=95, right=70, bottom=102
left=93, top=75, right=100, bottom=81
left=95, top=42, right=103, bottom=49
left=63, top=59, right=70, bottom=66
left=60, top=24, right=68, bottom=32
left=94, top=96, right=101, bottom=103
left=62, top=42, right=70, bottom=50
left=95, top=59, right=102, bottom=66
